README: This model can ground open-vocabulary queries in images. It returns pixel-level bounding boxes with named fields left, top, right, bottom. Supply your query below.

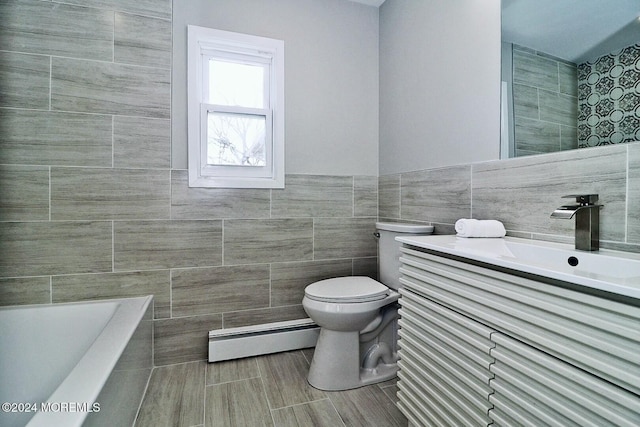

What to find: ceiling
left=502, top=0, right=640, bottom=63
left=345, top=0, right=640, bottom=63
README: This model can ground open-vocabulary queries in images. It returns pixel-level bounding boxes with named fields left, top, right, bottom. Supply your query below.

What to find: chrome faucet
left=551, top=194, right=601, bottom=251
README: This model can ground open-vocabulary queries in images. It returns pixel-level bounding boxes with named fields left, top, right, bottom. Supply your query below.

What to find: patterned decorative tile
left=114, top=220, right=222, bottom=270
left=51, top=57, right=170, bottom=118
left=0, top=165, right=49, bottom=221
left=52, top=270, right=171, bottom=318
left=577, top=44, right=640, bottom=147
left=0, top=0, right=113, bottom=61
left=171, top=265, right=270, bottom=317
left=224, top=219, right=313, bottom=265
left=400, top=165, right=471, bottom=224
left=114, top=116, right=170, bottom=169
left=271, top=175, right=353, bottom=218
left=170, top=170, right=270, bottom=220
left=0, top=221, right=112, bottom=277
left=51, top=168, right=170, bottom=220
left=0, top=109, right=112, bottom=167
left=115, top=12, right=171, bottom=68
left=0, top=51, right=49, bottom=109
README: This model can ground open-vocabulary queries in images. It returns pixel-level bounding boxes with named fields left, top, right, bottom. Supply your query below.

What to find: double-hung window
left=187, top=26, right=285, bottom=188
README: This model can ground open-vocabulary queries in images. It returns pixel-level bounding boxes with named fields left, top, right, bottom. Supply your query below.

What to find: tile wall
left=3, top=0, right=638, bottom=369
left=578, top=43, right=640, bottom=147
left=0, top=0, right=378, bottom=366
left=512, top=44, right=578, bottom=156
left=380, top=142, right=640, bottom=253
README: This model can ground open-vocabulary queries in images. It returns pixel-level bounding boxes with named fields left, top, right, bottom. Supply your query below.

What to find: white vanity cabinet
left=397, top=288, right=494, bottom=426
left=397, top=245, right=640, bottom=427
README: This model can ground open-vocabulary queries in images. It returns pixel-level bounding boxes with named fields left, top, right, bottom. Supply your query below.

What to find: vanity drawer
left=399, top=246, right=640, bottom=396
left=397, top=287, right=494, bottom=427
left=489, top=332, right=640, bottom=427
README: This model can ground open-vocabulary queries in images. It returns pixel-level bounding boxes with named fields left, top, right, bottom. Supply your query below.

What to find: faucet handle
left=561, top=194, right=598, bottom=205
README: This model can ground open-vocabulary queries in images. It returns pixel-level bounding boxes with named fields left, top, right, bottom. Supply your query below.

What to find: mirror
left=500, top=0, right=640, bottom=158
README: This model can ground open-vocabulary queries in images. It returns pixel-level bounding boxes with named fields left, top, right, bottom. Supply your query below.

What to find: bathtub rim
left=24, top=295, right=153, bottom=427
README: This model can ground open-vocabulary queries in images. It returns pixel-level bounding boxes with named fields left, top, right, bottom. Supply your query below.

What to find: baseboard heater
left=208, top=318, right=320, bottom=362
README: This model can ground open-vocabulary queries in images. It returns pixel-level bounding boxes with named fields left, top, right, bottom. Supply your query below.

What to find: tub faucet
left=550, top=194, right=601, bottom=251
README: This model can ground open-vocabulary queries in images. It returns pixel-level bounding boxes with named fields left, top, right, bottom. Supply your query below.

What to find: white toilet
left=302, top=221, right=434, bottom=390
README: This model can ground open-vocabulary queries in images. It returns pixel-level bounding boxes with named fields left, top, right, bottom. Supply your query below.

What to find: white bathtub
left=0, top=296, right=153, bottom=427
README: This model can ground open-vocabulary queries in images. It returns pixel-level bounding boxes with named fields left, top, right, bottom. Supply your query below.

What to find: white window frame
left=187, top=25, right=285, bottom=188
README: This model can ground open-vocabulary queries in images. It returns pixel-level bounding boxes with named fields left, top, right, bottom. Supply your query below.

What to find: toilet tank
left=376, top=222, right=434, bottom=290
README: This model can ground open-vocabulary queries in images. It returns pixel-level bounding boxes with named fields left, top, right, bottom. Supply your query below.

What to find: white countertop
left=396, top=235, right=640, bottom=300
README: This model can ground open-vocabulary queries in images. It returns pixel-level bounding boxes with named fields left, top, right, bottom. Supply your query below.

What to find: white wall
left=172, top=0, right=380, bottom=176
left=379, top=0, right=502, bottom=175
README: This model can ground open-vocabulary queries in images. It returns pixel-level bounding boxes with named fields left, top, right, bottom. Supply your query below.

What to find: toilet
left=302, top=221, right=434, bottom=391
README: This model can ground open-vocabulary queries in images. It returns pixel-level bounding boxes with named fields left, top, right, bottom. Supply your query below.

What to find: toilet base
left=307, top=328, right=398, bottom=391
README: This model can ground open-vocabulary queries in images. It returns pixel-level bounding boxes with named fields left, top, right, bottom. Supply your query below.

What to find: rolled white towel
left=455, top=218, right=506, bottom=238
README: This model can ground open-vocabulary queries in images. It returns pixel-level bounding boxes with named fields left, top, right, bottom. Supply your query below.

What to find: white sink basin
left=396, top=235, right=640, bottom=299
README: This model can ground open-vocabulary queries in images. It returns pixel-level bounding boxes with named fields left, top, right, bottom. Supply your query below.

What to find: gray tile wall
left=0, top=0, right=379, bottom=366
left=380, top=142, right=640, bottom=253
left=512, top=45, right=578, bottom=156
left=7, top=0, right=636, bottom=371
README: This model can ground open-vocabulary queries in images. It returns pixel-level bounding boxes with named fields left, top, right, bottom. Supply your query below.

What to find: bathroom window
left=187, top=26, right=285, bottom=188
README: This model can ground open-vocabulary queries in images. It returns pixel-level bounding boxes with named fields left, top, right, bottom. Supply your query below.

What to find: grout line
left=111, top=115, right=115, bottom=168
left=205, top=375, right=262, bottom=388
left=111, top=221, right=115, bottom=272
left=221, top=219, right=225, bottom=267
left=48, top=166, right=52, bottom=221
left=398, top=174, right=402, bottom=219
left=201, top=370, right=207, bottom=427
left=48, top=56, right=52, bottom=111
left=625, top=144, right=630, bottom=243
left=352, top=176, right=355, bottom=218
left=469, top=164, right=474, bottom=218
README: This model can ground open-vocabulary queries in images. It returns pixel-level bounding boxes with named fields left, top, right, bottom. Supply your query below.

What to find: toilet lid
left=304, top=277, right=389, bottom=303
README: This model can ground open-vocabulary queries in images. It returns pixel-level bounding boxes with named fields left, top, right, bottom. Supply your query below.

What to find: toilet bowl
left=302, top=222, right=434, bottom=391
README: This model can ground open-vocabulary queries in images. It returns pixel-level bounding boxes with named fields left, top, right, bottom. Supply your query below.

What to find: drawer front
left=489, top=332, right=640, bottom=427
left=398, top=287, right=494, bottom=427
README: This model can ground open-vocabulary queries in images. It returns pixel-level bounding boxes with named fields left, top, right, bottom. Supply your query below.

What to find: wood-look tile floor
left=134, top=348, right=407, bottom=427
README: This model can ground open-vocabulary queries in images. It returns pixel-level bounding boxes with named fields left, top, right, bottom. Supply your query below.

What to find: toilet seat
left=304, top=276, right=389, bottom=303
